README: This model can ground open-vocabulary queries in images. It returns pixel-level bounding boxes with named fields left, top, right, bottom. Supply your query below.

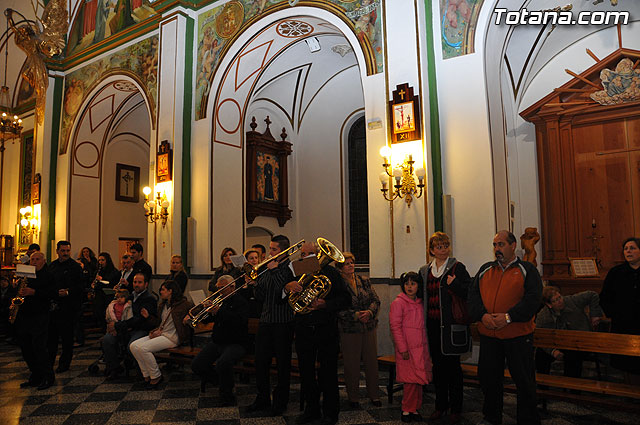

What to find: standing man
left=48, top=240, right=84, bottom=373
left=130, top=243, right=152, bottom=283
left=252, top=244, right=267, bottom=262
left=103, top=272, right=158, bottom=378
left=16, top=252, right=56, bottom=389
left=288, top=242, right=351, bottom=425
left=468, top=230, right=542, bottom=425
left=118, top=254, right=135, bottom=292
left=247, top=235, right=295, bottom=416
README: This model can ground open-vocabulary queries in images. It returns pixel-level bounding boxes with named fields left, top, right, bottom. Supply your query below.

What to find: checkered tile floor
left=0, top=333, right=638, bottom=424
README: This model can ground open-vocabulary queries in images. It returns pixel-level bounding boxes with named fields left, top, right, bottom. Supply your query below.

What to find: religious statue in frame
left=246, top=116, right=292, bottom=226
left=157, top=140, right=172, bottom=183
left=389, top=83, right=421, bottom=143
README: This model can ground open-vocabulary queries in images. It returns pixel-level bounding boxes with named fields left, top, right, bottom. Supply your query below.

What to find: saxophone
left=8, top=277, right=28, bottom=324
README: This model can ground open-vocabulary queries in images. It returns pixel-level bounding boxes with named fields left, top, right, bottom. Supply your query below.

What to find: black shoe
left=37, top=378, right=54, bottom=390
left=19, top=380, right=39, bottom=388
left=247, top=400, right=270, bottom=413
left=296, top=410, right=321, bottom=425
left=106, top=365, right=124, bottom=380
left=319, top=416, right=338, bottom=425
left=147, top=375, right=164, bottom=389
left=55, top=365, right=69, bottom=373
left=401, top=413, right=412, bottom=423
left=410, top=412, right=423, bottom=422
left=220, top=393, right=237, bottom=407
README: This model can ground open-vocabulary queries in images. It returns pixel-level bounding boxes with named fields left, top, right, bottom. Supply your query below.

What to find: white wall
left=429, top=1, right=498, bottom=273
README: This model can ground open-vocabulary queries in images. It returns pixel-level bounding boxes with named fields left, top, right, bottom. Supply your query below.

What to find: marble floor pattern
left=0, top=334, right=639, bottom=425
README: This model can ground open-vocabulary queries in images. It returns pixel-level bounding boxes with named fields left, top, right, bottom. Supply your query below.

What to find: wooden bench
left=379, top=325, right=640, bottom=407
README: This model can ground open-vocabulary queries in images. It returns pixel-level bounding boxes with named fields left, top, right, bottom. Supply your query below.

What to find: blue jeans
left=102, top=328, right=146, bottom=371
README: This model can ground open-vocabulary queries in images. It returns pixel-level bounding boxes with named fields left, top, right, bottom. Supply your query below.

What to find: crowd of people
left=3, top=232, right=640, bottom=425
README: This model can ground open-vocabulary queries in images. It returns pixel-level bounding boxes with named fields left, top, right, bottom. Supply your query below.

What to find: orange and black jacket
left=468, top=258, right=542, bottom=339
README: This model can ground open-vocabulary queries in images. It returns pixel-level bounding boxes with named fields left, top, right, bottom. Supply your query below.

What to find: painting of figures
left=67, top=0, right=155, bottom=56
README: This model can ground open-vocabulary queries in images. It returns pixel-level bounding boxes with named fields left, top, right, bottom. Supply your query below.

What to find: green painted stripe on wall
left=424, top=0, right=443, bottom=231
left=47, top=76, right=64, bottom=261
left=182, top=17, right=195, bottom=266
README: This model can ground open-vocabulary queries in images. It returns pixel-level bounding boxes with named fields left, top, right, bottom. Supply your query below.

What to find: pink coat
left=389, top=292, right=433, bottom=385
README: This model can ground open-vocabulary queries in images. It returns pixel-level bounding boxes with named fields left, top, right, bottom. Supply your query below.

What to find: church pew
left=378, top=325, right=640, bottom=406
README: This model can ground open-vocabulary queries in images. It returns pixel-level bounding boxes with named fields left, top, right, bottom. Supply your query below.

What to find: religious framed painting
left=115, top=164, right=140, bottom=203
left=156, top=140, right=172, bottom=183
left=388, top=83, right=421, bottom=143
left=245, top=116, right=292, bottom=227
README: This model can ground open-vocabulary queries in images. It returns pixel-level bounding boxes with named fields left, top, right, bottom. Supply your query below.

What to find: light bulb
left=392, top=168, right=402, bottom=179
left=379, top=172, right=389, bottom=184
left=380, top=145, right=391, bottom=161
left=415, top=167, right=426, bottom=178
left=21, top=218, right=28, bottom=227
left=142, top=186, right=152, bottom=196
left=161, top=200, right=170, bottom=208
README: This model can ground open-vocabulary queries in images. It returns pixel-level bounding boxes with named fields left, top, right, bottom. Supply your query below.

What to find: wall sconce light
left=19, top=205, right=39, bottom=243
left=379, top=145, right=425, bottom=207
left=142, top=186, right=170, bottom=227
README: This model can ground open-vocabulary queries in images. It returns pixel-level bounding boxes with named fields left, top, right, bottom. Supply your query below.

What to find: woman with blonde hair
left=419, top=232, right=472, bottom=424
left=336, top=252, right=382, bottom=407
left=167, top=255, right=189, bottom=293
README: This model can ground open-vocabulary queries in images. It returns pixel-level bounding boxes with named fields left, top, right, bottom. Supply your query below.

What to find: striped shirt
left=254, top=261, right=295, bottom=324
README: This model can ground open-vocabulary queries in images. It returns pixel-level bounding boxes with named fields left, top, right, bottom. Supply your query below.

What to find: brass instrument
left=288, top=238, right=345, bottom=314
left=187, top=239, right=305, bottom=327
left=8, top=277, right=28, bottom=324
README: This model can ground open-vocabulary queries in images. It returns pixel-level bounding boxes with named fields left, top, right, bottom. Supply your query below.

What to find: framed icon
left=389, top=83, right=421, bottom=143
left=115, top=163, right=140, bottom=203
left=157, top=140, right=172, bottom=183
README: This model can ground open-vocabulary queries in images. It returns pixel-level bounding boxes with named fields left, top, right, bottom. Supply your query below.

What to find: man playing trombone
left=247, top=235, right=296, bottom=416
left=189, top=275, right=249, bottom=405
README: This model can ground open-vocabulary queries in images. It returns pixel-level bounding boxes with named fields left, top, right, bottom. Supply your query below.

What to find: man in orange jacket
left=468, top=230, right=542, bottom=425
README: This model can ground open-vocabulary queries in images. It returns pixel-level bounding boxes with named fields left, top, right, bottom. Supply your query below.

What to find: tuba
left=288, top=237, right=345, bottom=314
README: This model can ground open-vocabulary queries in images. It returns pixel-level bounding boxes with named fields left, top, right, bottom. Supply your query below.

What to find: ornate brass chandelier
left=0, top=14, right=22, bottom=147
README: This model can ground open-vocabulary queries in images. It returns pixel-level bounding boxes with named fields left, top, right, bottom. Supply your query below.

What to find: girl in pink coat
left=390, top=272, right=433, bottom=422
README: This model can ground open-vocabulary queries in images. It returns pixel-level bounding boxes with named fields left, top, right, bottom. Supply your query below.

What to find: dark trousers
left=17, top=314, right=54, bottom=383
left=254, top=322, right=294, bottom=409
left=102, top=329, right=146, bottom=371
left=535, top=347, right=584, bottom=378
left=295, top=323, right=340, bottom=421
left=191, top=341, right=246, bottom=395
left=47, top=309, right=76, bottom=369
left=427, top=321, right=463, bottom=413
left=478, top=334, right=540, bottom=425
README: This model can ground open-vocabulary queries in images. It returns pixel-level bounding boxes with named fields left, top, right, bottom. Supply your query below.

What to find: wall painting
left=439, top=0, right=484, bottom=59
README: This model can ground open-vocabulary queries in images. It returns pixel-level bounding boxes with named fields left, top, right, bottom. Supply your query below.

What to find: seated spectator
left=208, top=247, right=242, bottom=293
left=106, top=289, right=133, bottom=324
left=167, top=255, right=189, bottom=293
left=0, top=276, right=17, bottom=337
left=535, top=286, right=603, bottom=378
left=190, top=275, right=249, bottom=405
left=242, top=248, right=262, bottom=318
left=19, top=243, right=40, bottom=264
left=92, top=252, right=121, bottom=330
left=130, top=280, right=193, bottom=387
left=102, top=272, right=157, bottom=379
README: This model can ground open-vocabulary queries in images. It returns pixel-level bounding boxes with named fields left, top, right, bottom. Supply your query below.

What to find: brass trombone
left=187, top=239, right=305, bottom=327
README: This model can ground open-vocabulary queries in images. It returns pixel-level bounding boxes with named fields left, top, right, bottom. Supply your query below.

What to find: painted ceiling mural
left=67, top=0, right=156, bottom=57
left=196, top=0, right=383, bottom=119
left=439, top=0, right=484, bottom=59
left=60, top=35, right=159, bottom=154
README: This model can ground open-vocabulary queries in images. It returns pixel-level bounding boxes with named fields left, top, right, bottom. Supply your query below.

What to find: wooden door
left=572, top=118, right=636, bottom=269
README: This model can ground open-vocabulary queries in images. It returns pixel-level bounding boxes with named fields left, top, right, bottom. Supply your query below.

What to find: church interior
left=0, top=0, right=640, bottom=424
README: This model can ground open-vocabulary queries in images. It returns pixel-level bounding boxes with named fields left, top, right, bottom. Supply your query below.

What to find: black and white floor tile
left=0, top=334, right=638, bottom=424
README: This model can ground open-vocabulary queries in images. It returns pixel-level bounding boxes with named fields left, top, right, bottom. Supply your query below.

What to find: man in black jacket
left=288, top=241, right=351, bottom=425
left=102, top=272, right=157, bottom=378
left=130, top=243, right=152, bottom=283
left=48, top=240, right=84, bottom=373
left=16, top=252, right=57, bottom=389
left=190, top=274, right=249, bottom=405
